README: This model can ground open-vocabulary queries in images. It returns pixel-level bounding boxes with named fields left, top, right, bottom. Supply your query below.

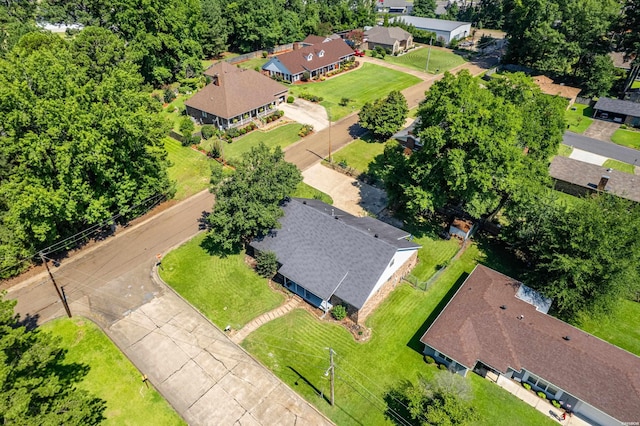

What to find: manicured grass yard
left=331, top=138, right=389, bottom=174
left=224, top=123, right=303, bottom=162
left=557, top=144, right=573, bottom=157
left=603, top=158, right=636, bottom=174
left=289, top=63, right=421, bottom=120
left=236, top=57, right=269, bottom=70
left=164, top=138, right=213, bottom=200
left=159, top=233, right=285, bottom=330
left=611, top=128, right=640, bottom=149
left=292, top=182, right=333, bottom=205
left=42, top=318, right=183, bottom=425
left=565, top=104, right=593, bottom=134
left=243, top=244, right=554, bottom=426
left=577, top=299, right=640, bottom=356
left=380, top=46, right=467, bottom=74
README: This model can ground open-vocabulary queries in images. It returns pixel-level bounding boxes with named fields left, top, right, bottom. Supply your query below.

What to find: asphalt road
left=563, top=131, right=640, bottom=165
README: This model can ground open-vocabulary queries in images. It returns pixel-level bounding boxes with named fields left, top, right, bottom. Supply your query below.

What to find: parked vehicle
left=354, top=49, right=365, bottom=57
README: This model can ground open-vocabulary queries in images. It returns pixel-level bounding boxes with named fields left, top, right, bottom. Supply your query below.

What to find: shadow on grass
left=407, top=271, right=469, bottom=354
left=348, top=122, right=367, bottom=140
left=288, top=366, right=329, bottom=405
left=475, top=235, right=526, bottom=280
left=200, top=232, right=242, bottom=257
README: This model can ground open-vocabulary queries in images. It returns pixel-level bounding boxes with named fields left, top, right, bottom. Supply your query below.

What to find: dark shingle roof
left=251, top=198, right=420, bottom=309
left=593, top=97, right=640, bottom=118
left=420, top=265, right=640, bottom=424
left=264, top=39, right=354, bottom=76
left=393, top=15, right=470, bottom=32
left=549, top=156, right=640, bottom=203
left=186, top=61, right=287, bottom=119
left=365, top=26, right=412, bottom=45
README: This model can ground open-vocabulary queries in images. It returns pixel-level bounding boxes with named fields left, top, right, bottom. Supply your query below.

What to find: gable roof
left=251, top=198, right=420, bottom=309
left=302, top=34, right=340, bottom=45
left=185, top=61, right=287, bottom=119
left=549, top=156, right=640, bottom=203
left=594, top=97, right=640, bottom=118
left=532, top=75, right=581, bottom=100
left=420, top=265, right=640, bottom=424
left=393, top=15, right=470, bottom=32
left=264, top=39, right=354, bottom=76
left=365, top=26, right=412, bottom=45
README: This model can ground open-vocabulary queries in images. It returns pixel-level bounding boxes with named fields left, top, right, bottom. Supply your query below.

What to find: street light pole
left=426, top=36, right=433, bottom=73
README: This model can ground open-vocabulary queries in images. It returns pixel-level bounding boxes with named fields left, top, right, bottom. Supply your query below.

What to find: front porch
left=226, top=101, right=283, bottom=129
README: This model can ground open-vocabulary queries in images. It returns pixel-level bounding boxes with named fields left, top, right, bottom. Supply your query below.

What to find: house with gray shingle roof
left=250, top=198, right=421, bottom=323
left=262, top=38, right=355, bottom=83
left=185, top=61, right=287, bottom=129
left=365, top=26, right=414, bottom=55
left=420, top=265, right=640, bottom=426
left=392, top=16, right=471, bottom=44
left=593, top=97, right=640, bottom=127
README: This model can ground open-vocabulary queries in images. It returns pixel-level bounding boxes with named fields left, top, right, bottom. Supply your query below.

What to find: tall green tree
left=412, top=0, right=437, bottom=18
left=359, top=91, right=408, bottom=141
left=0, top=295, right=106, bottom=424
left=199, top=0, right=230, bottom=58
left=203, top=143, right=301, bottom=254
left=504, top=193, right=640, bottom=321
left=0, top=0, right=38, bottom=56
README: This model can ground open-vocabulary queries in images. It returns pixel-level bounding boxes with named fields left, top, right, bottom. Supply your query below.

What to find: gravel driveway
left=280, top=99, right=329, bottom=131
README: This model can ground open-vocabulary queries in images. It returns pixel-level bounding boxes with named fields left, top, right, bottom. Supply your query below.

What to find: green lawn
left=243, top=244, right=554, bottom=426
left=289, top=63, right=421, bottom=120
left=632, top=80, right=640, bottom=89
left=565, top=104, right=594, bottom=134
left=557, top=144, right=573, bottom=157
left=165, top=138, right=213, bottom=200
left=42, top=318, right=183, bottom=425
left=159, top=233, right=285, bottom=330
left=577, top=299, right=640, bottom=356
left=603, top=158, right=636, bottom=174
left=236, top=57, right=269, bottom=71
left=611, top=128, right=640, bottom=149
left=292, top=181, right=333, bottom=205
left=380, top=46, right=467, bottom=74
left=160, top=93, right=196, bottom=132
left=331, top=138, right=389, bottom=174
left=224, top=123, right=303, bottom=162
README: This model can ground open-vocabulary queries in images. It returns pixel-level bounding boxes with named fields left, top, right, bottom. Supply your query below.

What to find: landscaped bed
left=42, top=318, right=184, bottom=425
left=378, top=46, right=467, bottom=74
left=289, top=63, right=421, bottom=121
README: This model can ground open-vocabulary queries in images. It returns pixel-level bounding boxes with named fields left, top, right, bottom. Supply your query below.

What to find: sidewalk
left=231, top=295, right=302, bottom=343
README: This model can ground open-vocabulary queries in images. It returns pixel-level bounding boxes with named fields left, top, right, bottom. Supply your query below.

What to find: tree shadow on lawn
left=200, top=232, right=243, bottom=257
left=407, top=271, right=468, bottom=354
left=474, top=235, right=527, bottom=281
left=348, top=122, right=367, bottom=140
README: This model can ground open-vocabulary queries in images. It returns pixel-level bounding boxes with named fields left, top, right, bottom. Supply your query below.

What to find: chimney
left=212, top=73, right=220, bottom=86
left=293, top=42, right=300, bottom=50
left=597, top=175, right=609, bottom=191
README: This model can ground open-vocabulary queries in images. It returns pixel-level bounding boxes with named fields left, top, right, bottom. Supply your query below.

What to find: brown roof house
left=420, top=265, right=640, bottom=426
left=532, top=75, right=582, bottom=107
left=550, top=156, right=640, bottom=203
left=262, top=38, right=355, bottom=83
left=364, top=26, right=413, bottom=55
left=185, top=61, right=288, bottom=129
left=250, top=198, right=420, bottom=324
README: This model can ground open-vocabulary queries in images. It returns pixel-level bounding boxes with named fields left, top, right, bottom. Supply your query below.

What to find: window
left=319, top=50, right=325, bottom=58
left=202, top=111, right=207, bottom=118
left=434, top=351, right=453, bottom=363
left=307, top=53, right=313, bottom=61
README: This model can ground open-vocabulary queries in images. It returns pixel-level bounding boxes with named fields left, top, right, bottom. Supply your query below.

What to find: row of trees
left=0, top=30, right=172, bottom=277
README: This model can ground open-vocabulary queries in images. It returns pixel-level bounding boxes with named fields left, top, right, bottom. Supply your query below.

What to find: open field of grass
left=611, top=128, right=640, bottom=149
left=379, top=46, right=468, bottom=74
left=42, top=318, right=183, bottom=425
left=292, top=182, right=333, bottom=204
left=159, top=233, right=285, bottom=330
left=289, top=63, right=421, bottom=120
left=164, top=138, right=213, bottom=200
left=603, top=158, right=636, bottom=174
left=224, top=123, right=303, bottom=162
left=243, top=244, right=554, bottom=426
left=331, top=138, right=389, bottom=174
left=565, top=104, right=593, bottom=134
left=577, top=299, right=640, bottom=356
left=557, top=144, right=573, bottom=157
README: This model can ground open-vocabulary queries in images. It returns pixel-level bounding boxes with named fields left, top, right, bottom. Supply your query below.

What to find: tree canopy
left=359, top=90, right=408, bottom=141
left=504, top=193, right=640, bottom=321
left=379, top=71, right=566, bottom=219
left=412, top=0, right=437, bottom=18
left=0, top=31, right=172, bottom=277
left=0, top=296, right=106, bottom=424
left=203, top=143, right=301, bottom=254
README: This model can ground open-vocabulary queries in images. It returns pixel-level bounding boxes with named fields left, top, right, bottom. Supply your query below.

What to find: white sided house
left=420, top=265, right=640, bottom=426
left=392, top=16, right=471, bottom=44
left=250, top=198, right=421, bottom=323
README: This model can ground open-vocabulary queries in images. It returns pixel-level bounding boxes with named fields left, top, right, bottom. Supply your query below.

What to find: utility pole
left=328, top=112, right=332, bottom=164
left=40, top=253, right=72, bottom=318
left=329, top=347, right=335, bottom=406
left=426, top=36, right=433, bottom=74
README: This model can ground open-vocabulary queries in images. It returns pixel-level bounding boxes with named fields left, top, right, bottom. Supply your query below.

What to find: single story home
left=549, top=156, right=640, bottom=203
left=592, top=97, right=640, bottom=127
left=375, top=0, right=413, bottom=14
left=250, top=198, right=421, bottom=323
left=532, top=75, right=582, bottom=107
left=392, top=16, right=471, bottom=44
left=262, top=38, right=355, bottom=83
left=185, top=61, right=287, bottom=130
left=364, top=26, right=414, bottom=55
left=420, top=264, right=640, bottom=426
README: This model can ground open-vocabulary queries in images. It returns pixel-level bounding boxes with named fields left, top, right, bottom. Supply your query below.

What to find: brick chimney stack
left=597, top=175, right=610, bottom=191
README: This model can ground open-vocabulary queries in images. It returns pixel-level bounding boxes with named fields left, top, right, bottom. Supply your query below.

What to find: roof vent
left=335, top=216, right=339, bottom=220
left=374, top=234, right=379, bottom=238
left=563, top=336, right=571, bottom=341
left=500, top=305, right=507, bottom=310
left=303, top=200, right=307, bottom=204
left=517, top=314, right=524, bottom=320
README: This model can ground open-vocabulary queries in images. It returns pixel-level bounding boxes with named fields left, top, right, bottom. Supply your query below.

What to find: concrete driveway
left=302, top=163, right=387, bottom=216
left=280, top=99, right=329, bottom=131
left=583, top=119, right=620, bottom=142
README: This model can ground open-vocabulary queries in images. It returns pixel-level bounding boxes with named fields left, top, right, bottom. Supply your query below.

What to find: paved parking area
left=569, top=148, right=608, bottom=165
left=280, top=99, right=329, bottom=131
left=583, top=120, right=620, bottom=142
